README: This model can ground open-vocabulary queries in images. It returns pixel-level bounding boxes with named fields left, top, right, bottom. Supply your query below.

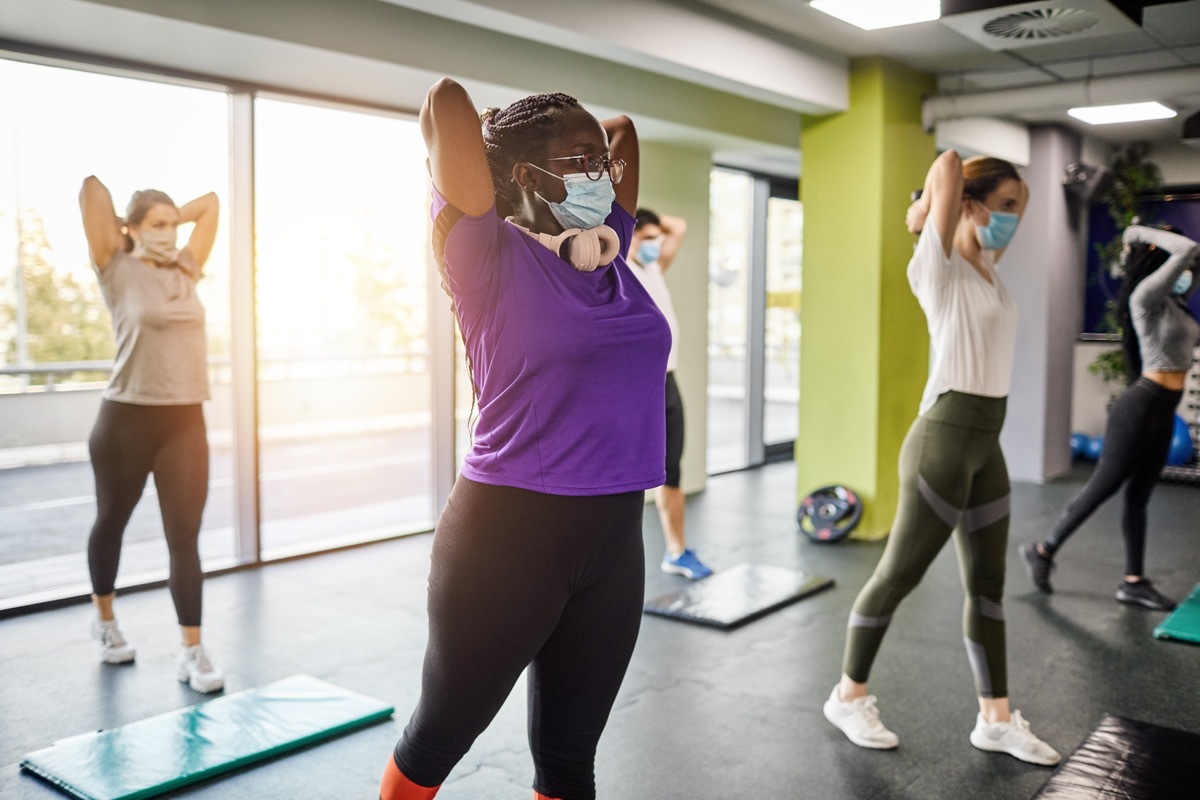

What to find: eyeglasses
left=542, top=153, right=626, bottom=183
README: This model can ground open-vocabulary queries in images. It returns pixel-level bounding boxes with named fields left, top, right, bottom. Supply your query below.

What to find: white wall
left=1000, top=126, right=1084, bottom=482
left=1152, top=142, right=1200, bottom=186
left=638, top=142, right=714, bottom=496
left=1071, top=341, right=1123, bottom=437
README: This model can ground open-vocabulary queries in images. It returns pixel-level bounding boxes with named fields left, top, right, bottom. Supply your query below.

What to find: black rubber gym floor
left=3, top=460, right=1197, bottom=799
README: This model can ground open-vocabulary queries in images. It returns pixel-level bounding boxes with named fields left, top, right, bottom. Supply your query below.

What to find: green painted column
left=797, top=57, right=936, bottom=540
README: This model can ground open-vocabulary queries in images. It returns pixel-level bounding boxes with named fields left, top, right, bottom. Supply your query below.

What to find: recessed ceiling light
left=1066, top=101, right=1177, bottom=125
left=810, top=0, right=941, bottom=31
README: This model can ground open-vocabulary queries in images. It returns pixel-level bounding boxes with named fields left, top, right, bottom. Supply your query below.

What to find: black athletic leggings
left=87, top=399, right=209, bottom=626
left=1044, top=377, right=1182, bottom=576
left=393, top=477, right=645, bottom=800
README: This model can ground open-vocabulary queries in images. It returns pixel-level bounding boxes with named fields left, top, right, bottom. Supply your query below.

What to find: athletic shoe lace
left=859, top=695, right=885, bottom=729
left=101, top=622, right=127, bottom=648
left=191, top=646, right=214, bottom=675
left=1008, top=710, right=1032, bottom=736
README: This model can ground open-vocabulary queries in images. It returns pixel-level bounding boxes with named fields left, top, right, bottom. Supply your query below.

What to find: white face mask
left=134, top=226, right=180, bottom=266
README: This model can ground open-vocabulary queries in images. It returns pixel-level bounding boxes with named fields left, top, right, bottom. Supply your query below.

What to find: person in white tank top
left=627, top=208, right=713, bottom=581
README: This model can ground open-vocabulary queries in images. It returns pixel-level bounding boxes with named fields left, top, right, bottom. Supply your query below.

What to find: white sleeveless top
left=907, top=220, right=1019, bottom=415
left=629, top=258, right=680, bottom=372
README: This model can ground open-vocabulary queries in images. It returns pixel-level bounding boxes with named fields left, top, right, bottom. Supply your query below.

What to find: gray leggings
left=843, top=391, right=1011, bottom=698
left=87, top=399, right=209, bottom=626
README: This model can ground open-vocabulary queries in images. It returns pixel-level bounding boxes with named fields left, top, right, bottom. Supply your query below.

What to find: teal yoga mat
left=20, top=674, right=394, bottom=800
left=1154, top=583, right=1200, bottom=645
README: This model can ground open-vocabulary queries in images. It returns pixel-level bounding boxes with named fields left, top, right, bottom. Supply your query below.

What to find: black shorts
left=665, top=371, right=684, bottom=488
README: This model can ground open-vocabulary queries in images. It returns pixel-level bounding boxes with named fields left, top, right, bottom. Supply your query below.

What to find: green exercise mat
left=1154, top=583, right=1200, bottom=645
left=20, top=674, right=394, bottom=800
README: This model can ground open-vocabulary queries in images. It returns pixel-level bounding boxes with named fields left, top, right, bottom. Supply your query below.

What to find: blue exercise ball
left=1084, top=436, right=1104, bottom=461
left=1069, top=432, right=1088, bottom=459
left=1167, top=415, right=1194, bottom=466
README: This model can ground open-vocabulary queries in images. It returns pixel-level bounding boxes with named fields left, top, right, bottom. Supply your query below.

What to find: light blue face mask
left=530, top=166, right=615, bottom=230
left=636, top=239, right=662, bottom=265
left=974, top=208, right=1020, bottom=250
left=1174, top=270, right=1193, bottom=296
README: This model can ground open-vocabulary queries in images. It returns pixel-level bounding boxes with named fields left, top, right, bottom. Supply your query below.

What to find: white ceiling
left=436, top=0, right=1200, bottom=147
left=690, top=0, right=1200, bottom=144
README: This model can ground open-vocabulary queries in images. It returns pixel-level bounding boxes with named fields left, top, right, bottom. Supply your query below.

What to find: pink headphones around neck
left=510, top=221, right=621, bottom=272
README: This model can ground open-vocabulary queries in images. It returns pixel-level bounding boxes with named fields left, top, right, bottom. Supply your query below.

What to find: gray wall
left=1000, top=125, right=1085, bottom=483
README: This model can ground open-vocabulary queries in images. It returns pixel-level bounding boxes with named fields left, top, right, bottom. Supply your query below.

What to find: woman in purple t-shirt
left=380, top=80, right=670, bottom=800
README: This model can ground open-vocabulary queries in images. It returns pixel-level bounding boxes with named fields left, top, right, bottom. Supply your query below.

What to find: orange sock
left=379, top=757, right=439, bottom=800
left=533, top=793, right=561, bottom=800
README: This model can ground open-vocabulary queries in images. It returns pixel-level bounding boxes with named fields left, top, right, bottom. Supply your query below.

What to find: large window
left=0, top=59, right=232, bottom=606
left=0, top=55, right=444, bottom=611
left=706, top=168, right=800, bottom=474
left=253, top=98, right=433, bottom=558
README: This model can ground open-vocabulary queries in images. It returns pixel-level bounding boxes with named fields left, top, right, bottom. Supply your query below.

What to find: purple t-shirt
left=432, top=187, right=669, bottom=495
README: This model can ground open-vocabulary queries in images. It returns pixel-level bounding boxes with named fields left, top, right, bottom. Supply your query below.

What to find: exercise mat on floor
left=1030, top=714, right=1200, bottom=799
left=20, top=674, right=394, bottom=800
left=1153, top=583, right=1200, bottom=645
left=643, top=562, right=833, bottom=630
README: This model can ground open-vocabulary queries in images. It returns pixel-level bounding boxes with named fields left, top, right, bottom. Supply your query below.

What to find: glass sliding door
left=706, top=168, right=801, bottom=475
left=764, top=189, right=802, bottom=450
left=706, top=169, right=754, bottom=473
left=253, top=97, right=433, bottom=559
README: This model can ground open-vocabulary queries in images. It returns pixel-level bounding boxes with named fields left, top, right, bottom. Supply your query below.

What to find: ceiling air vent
left=982, top=8, right=1102, bottom=40
left=941, top=0, right=1140, bottom=51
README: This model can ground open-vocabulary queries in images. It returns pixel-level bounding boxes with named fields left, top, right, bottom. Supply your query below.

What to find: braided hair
left=481, top=93, right=580, bottom=217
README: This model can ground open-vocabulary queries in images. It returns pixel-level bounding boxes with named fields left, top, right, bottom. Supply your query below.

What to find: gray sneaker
left=1116, top=579, right=1176, bottom=611
left=1019, top=543, right=1055, bottom=594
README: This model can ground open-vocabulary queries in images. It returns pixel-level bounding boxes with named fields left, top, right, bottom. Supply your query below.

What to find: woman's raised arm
left=420, top=79, right=495, bottom=216
left=180, top=192, right=219, bottom=271
left=79, top=175, right=121, bottom=269
left=603, top=115, right=639, bottom=217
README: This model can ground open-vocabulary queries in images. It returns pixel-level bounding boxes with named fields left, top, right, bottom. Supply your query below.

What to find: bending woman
left=822, top=150, right=1061, bottom=766
left=1021, top=225, right=1199, bottom=610
left=380, top=79, right=668, bottom=800
left=79, top=176, right=223, bottom=692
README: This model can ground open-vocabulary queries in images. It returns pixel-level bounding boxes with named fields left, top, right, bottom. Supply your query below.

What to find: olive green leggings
left=843, top=391, right=1010, bottom=698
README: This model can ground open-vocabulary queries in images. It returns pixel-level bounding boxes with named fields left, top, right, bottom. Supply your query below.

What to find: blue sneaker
left=661, top=549, right=713, bottom=579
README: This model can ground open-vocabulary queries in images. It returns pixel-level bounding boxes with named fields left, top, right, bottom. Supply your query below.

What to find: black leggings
left=393, top=477, right=645, bottom=800
left=664, top=371, right=684, bottom=488
left=1044, top=377, right=1182, bottom=576
left=88, top=399, right=209, bottom=626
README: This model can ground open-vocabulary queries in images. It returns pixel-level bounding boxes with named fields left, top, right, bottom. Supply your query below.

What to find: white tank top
left=907, top=220, right=1019, bottom=415
left=629, top=258, right=680, bottom=372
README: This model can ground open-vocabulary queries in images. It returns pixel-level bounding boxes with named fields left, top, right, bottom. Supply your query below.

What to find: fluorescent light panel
left=1067, top=101, right=1177, bottom=125
left=810, top=0, right=940, bottom=30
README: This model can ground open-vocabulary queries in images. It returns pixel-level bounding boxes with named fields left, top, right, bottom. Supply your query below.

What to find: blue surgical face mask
left=531, top=167, right=615, bottom=230
left=974, top=208, right=1020, bottom=250
left=636, top=239, right=662, bottom=266
left=1174, top=270, right=1193, bottom=296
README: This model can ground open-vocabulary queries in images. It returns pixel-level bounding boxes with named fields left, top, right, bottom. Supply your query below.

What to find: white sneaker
left=969, top=710, right=1061, bottom=766
left=823, top=686, right=899, bottom=749
left=91, top=618, right=136, bottom=664
left=178, top=644, right=224, bottom=693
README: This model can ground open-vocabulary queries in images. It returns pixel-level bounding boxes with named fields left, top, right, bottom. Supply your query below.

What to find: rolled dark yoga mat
left=1030, top=714, right=1200, bottom=799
